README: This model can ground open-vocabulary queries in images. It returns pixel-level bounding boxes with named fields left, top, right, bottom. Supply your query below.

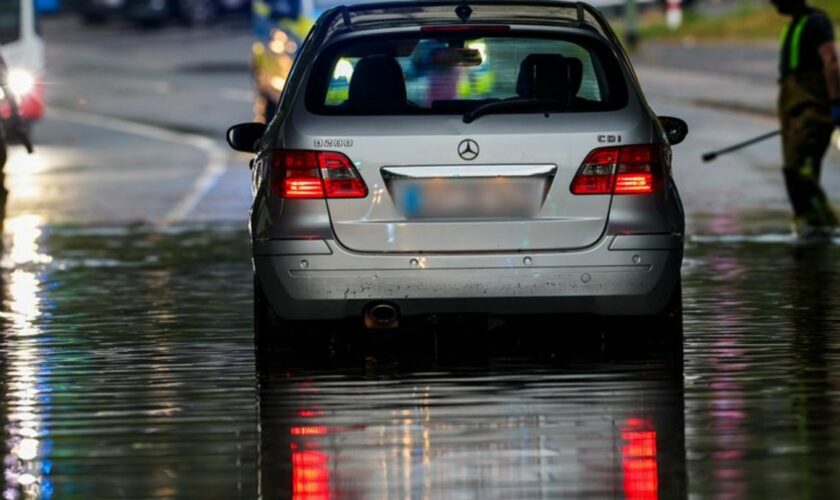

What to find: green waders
left=779, top=72, right=837, bottom=228
left=779, top=16, right=838, bottom=228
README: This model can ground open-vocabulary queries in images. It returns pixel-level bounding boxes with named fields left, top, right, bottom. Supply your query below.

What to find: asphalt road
left=1, top=17, right=838, bottom=499
left=13, top=18, right=254, bottom=226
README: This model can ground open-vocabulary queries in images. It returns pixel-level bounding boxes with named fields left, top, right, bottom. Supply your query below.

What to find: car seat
left=516, top=54, right=584, bottom=105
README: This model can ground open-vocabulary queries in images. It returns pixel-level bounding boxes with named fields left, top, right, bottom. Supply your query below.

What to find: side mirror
left=226, top=122, right=267, bottom=153
left=658, top=116, right=688, bottom=146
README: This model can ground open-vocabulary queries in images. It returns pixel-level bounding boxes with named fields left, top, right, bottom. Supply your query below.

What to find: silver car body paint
left=249, top=2, right=684, bottom=321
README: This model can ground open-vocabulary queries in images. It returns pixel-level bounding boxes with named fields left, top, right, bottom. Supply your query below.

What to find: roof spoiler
left=326, top=1, right=615, bottom=37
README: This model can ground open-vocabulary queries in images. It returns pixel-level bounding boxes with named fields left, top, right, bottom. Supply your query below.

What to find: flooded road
left=0, top=222, right=256, bottom=498
left=1, top=221, right=838, bottom=498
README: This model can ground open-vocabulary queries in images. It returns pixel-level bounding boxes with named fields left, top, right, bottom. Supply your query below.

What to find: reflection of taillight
left=622, top=418, right=659, bottom=500
left=292, top=450, right=330, bottom=500
left=270, top=150, right=368, bottom=199
left=570, top=144, right=670, bottom=195
left=290, top=426, right=328, bottom=436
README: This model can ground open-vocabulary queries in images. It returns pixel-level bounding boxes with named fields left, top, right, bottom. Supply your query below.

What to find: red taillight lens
left=271, top=150, right=368, bottom=199
left=570, top=163, right=615, bottom=195
left=570, top=144, right=668, bottom=195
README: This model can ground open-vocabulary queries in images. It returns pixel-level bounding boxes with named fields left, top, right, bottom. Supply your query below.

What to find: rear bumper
left=254, top=234, right=683, bottom=321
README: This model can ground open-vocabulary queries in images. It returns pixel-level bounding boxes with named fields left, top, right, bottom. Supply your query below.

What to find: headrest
left=348, top=55, right=407, bottom=111
left=516, top=54, right=584, bottom=102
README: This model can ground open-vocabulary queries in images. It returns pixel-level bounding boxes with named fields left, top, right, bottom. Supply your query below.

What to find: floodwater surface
left=0, top=220, right=838, bottom=498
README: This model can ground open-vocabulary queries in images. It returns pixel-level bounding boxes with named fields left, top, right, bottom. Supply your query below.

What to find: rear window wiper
left=463, top=98, right=567, bottom=124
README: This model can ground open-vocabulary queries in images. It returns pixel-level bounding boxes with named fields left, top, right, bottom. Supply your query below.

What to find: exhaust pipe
left=364, top=303, right=400, bottom=330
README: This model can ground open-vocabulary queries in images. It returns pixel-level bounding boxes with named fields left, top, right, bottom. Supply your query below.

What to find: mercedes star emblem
left=458, top=139, right=479, bottom=161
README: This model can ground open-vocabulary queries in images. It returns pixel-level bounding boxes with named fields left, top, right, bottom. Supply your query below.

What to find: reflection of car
left=1, top=0, right=44, bottom=129
left=228, top=0, right=688, bottom=350
left=125, top=0, right=249, bottom=27
left=258, top=355, right=687, bottom=498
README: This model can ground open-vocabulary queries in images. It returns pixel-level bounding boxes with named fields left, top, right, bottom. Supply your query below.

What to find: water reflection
left=684, top=241, right=840, bottom=498
left=0, top=223, right=257, bottom=498
left=258, top=337, right=687, bottom=499
left=0, top=219, right=836, bottom=497
left=788, top=247, right=835, bottom=500
left=2, top=214, right=51, bottom=499
left=4, top=150, right=47, bottom=203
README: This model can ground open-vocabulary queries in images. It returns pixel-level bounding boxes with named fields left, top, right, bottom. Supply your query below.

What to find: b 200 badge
left=314, top=138, right=353, bottom=148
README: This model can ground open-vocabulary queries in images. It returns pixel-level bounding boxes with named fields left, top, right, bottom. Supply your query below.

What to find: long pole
left=701, top=130, right=781, bottom=163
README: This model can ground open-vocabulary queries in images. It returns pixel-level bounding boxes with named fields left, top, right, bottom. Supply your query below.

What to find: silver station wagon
left=227, top=0, right=688, bottom=350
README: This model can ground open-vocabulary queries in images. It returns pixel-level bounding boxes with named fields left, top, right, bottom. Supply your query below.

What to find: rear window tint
left=306, top=32, right=628, bottom=116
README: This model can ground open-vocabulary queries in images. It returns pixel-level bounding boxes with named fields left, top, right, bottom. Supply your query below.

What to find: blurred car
left=251, top=0, right=329, bottom=122
left=251, top=0, right=393, bottom=123
left=78, top=0, right=126, bottom=24
left=125, top=0, right=249, bottom=27
left=1, top=0, right=45, bottom=130
left=228, top=0, right=689, bottom=350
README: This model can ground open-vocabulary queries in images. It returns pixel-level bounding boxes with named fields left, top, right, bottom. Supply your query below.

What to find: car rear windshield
left=306, top=31, right=628, bottom=116
left=0, top=0, right=21, bottom=45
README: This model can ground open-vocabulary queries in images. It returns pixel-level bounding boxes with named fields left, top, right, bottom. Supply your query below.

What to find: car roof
left=317, top=1, right=619, bottom=43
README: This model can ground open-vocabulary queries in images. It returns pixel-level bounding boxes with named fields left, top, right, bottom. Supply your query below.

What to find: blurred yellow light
left=287, top=41, right=298, bottom=54
left=272, top=30, right=288, bottom=43
left=270, top=76, right=286, bottom=91
left=269, top=40, right=286, bottom=53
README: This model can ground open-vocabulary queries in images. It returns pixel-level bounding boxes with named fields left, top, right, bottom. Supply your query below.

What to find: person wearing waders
left=772, top=0, right=840, bottom=238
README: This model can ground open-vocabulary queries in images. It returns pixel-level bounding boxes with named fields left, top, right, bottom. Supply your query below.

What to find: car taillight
left=570, top=144, right=669, bottom=195
left=271, top=150, right=368, bottom=199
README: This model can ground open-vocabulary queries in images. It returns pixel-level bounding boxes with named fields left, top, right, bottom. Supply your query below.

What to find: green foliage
left=641, top=0, right=840, bottom=41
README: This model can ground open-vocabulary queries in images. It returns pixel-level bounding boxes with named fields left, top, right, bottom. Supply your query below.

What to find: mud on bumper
left=254, top=234, right=683, bottom=321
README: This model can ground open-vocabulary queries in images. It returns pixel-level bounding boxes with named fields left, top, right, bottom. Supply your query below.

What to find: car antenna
left=455, top=1, right=473, bottom=23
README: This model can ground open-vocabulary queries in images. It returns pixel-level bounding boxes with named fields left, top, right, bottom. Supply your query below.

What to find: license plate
left=393, top=178, right=547, bottom=218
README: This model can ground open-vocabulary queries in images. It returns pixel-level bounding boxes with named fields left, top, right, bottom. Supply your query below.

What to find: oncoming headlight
left=8, top=69, right=36, bottom=97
